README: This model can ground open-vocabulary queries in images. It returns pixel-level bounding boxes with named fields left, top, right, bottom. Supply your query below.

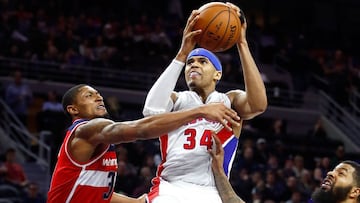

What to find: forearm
left=102, top=107, right=205, bottom=143
left=237, top=42, right=267, bottom=111
left=138, top=107, right=205, bottom=139
left=110, top=192, right=144, bottom=203
left=213, top=169, right=245, bottom=203
left=143, top=59, right=184, bottom=116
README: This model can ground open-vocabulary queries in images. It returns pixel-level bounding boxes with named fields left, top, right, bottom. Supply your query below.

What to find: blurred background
left=0, top=0, right=359, bottom=202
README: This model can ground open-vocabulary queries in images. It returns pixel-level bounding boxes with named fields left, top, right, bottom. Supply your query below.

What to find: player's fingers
left=226, top=2, right=240, bottom=14
left=218, top=117, right=231, bottom=131
left=189, top=30, right=202, bottom=39
left=188, top=17, right=201, bottom=33
left=224, top=107, right=240, bottom=121
left=212, top=133, right=223, bottom=154
left=188, top=10, right=200, bottom=23
left=222, top=115, right=241, bottom=131
left=239, top=9, right=246, bottom=24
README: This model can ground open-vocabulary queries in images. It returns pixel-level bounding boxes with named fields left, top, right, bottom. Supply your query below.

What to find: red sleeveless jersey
left=47, top=119, right=118, bottom=203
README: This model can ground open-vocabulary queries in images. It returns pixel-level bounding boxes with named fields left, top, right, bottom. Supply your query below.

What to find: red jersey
left=47, top=119, right=118, bottom=203
left=4, top=162, right=27, bottom=183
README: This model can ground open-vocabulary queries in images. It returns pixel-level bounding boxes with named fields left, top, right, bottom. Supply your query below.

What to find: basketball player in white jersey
left=47, top=84, right=240, bottom=203
left=142, top=3, right=267, bottom=203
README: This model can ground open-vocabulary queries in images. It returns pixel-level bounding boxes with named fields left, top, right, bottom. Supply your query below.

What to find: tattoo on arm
left=214, top=171, right=245, bottom=203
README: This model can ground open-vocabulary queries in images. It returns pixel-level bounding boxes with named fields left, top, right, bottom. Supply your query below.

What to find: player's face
left=185, top=56, right=221, bottom=90
left=73, top=86, right=108, bottom=119
left=311, top=163, right=355, bottom=203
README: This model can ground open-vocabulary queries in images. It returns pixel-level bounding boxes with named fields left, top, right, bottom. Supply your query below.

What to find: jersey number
left=103, top=171, right=115, bottom=199
left=183, top=129, right=212, bottom=150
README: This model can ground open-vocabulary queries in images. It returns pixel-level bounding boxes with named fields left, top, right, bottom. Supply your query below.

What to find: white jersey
left=152, top=91, right=239, bottom=187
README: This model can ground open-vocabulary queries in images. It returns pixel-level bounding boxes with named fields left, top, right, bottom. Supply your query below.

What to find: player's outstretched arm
left=110, top=192, right=147, bottom=203
left=83, top=103, right=240, bottom=145
left=209, top=133, right=245, bottom=203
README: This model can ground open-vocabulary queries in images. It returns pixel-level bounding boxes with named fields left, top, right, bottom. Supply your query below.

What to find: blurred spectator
left=297, top=170, right=313, bottom=199
left=113, top=160, right=137, bottom=196
left=312, top=167, right=324, bottom=186
left=142, top=154, right=157, bottom=177
left=307, top=118, right=328, bottom=142
left=319, top=49, right=350, bottom=106
left=268, top=118, right=287, bottom=141
left=285, top=190, right=303, bottom=203
left=330, top=144, right=346, bottom=168
left=282, top=176, right=300, bottom=201
left=318, top=156, right=331, bottom=178
left=292, top=155, right=309, bottom=178
left=251, top=171, right=265, bottom=203
left=5, top=70, right=33, bottom=125
left=22, top=182, right=46, bottom=203
left=41, top=90, right=62, bottom=112
left=0, top=148, right=28, bottom=190
left=266, top=154, right=280, bottom=171
left=36, top=90, right=67, bottom=173
left=253, top=138, right=270, bottom=167
left=282, top=158, right=296, bottom=178
left=263, top=169, right=286, bottom=202
left=272, top=140, right=288, bottom=167
left=231, top=168, right=253, bottom=202
left=132, top=166, right=153, bottom=197
left=235, top=145, right=261, bottom=173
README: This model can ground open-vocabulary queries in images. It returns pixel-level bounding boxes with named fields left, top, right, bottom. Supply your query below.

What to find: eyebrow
left=187, top=56, right=209, bottom=62
left=337, top=167, right=349, bottom=173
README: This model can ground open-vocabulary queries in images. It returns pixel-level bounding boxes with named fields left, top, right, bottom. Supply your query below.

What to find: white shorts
left=148, top=179, right=222, bottom=203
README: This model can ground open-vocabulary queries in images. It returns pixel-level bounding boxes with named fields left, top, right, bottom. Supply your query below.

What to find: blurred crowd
left=0, top=0, right=360, bottom=202
left=0, top=0, right=359, bottom=108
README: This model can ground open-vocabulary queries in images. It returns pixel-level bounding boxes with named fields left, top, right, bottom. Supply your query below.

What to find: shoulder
left=226, top=89, right=246, bottom=101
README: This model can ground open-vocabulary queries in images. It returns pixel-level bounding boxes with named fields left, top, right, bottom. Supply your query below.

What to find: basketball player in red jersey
left=47, top=84, right=240, bottom=203
left=142, top=3, right=267, bottom=203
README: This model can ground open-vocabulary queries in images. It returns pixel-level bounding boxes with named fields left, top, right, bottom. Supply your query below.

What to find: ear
left=349, top=187, right=360, bottom=199
left=214, top=71, right=222, bottom=81
left=66, top=105, right=78, bottom=116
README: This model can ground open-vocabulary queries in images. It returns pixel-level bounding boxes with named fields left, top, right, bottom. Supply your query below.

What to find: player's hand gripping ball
left=193, top=2, right=242, bottom=52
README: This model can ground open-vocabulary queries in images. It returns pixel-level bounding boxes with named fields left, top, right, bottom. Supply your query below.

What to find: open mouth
left=189, top=71, right=200, bottom=78
left=320, top=178, right=332, bottom=190
left=97, top=104, right=106, bottom=110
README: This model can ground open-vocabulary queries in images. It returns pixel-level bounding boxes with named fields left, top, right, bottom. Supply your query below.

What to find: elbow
left=243, top=98, right=268, bottom=120
left=252, top=96, right=268, bottom=115
left=258, top=91, right=268, bottom=113
left=258, top=98, right=268, bottom=114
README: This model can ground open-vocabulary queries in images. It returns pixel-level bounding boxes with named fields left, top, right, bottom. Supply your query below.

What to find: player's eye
left=200, top=59, right=209, bottom=65
left=186, top=59, right=194, bottom=65
left=338, top=171, right=345, bottom=176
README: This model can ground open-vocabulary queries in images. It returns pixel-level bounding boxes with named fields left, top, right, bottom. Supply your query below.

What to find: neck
left=192, top=87, right=216, bottom=103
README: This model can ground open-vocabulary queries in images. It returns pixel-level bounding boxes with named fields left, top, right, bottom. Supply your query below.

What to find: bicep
left=98, top=120, right=143, bottom=144
left=227, top=90, right=253, bottom=120
left=76, top=118, right=115, bottom=145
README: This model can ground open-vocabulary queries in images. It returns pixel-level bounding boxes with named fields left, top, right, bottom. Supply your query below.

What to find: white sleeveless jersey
left=153, top=91, right=239, bottom=187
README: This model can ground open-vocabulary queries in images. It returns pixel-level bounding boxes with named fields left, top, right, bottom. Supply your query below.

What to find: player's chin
left=187, top=80, right=198, bottom=88
left=95, top=110, right=109, bottom=118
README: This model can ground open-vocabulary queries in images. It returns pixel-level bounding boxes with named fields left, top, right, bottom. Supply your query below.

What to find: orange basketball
left=193, top=2, right=241, bottom=52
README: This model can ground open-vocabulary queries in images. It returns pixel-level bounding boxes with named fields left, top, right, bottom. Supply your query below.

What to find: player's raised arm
left=226, top=4, right=267, bottom=120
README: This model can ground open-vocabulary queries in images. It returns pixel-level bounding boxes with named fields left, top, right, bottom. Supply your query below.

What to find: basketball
left=193, top=2, right=241, bottom=52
